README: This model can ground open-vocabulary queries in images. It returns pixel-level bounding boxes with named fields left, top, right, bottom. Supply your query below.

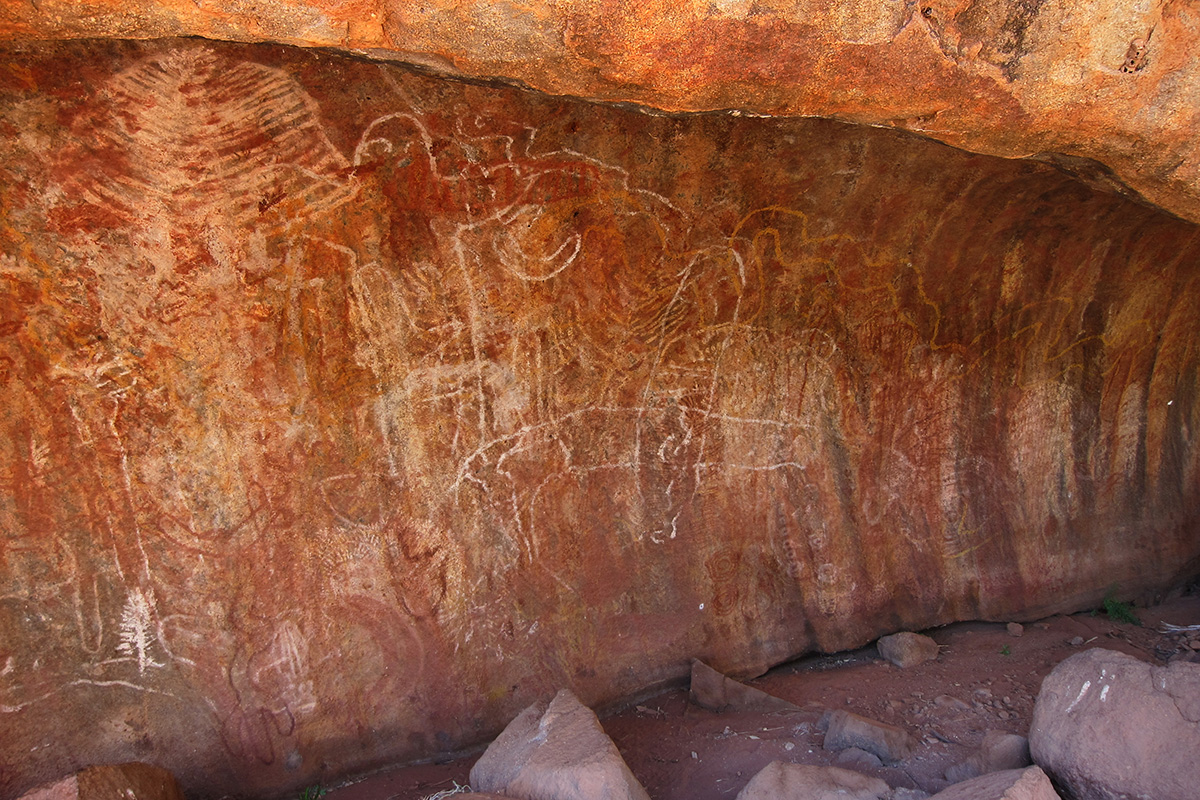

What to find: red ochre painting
left=0, top=40, right=1198, bottom=797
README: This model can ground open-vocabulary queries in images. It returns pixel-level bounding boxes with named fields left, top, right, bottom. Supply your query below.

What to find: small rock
left=933, top=694, right=969, bottom=712
left=927, top=766, right=1060, bottom=799
left=17, top=764, right=185, bottom=800
left=945, top=730, right=1031, bottom=783
left=877, top=632, right=940, bottom=668
left=891, top=790, right=932, bottom=800
left=735, top=762, right=891, bottom=800
left=1006, top=622, right=1024, bottom=637
left=688, top=659, right=799, bottom=713
left=997, top=710, right=1011, bottom=720
left=822, top=709, right=918, bottom=765
left=1069, top=636, right=1084, bottom=646
left=469, top=688, right=651, bottom=800
left=1030, top=648, right=1200, bottom=800
left=833, top=746, right=883, bottom=770
left=783, top=742, right=795, bottom=751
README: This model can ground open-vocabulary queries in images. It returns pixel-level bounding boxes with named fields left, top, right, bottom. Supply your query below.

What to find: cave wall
left=3, top=0, right=1200, bottom=227
left=1, top=38, right=1199, bottom=799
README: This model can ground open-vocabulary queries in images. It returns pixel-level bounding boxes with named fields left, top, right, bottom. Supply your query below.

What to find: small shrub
left=298, top=787, right=326, bottom=800
left=1102, top=592, right=1141, bottom=626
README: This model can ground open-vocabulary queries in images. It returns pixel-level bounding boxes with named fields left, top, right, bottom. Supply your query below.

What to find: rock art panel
left=0, top=39, right=1199, bottom=799
left=4, top=0, right=1200, bottom=227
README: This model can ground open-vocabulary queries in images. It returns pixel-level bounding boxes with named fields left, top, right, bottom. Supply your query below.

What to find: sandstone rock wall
left=0, top=38, right=1198, bottom=799
left=2, top=1, right=1199, bottom=226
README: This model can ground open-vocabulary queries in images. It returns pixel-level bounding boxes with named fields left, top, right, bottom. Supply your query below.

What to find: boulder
left=17, top=764, right=185, bottom=800
left=468, top=688, right=651, bottom=800
left=1029, top=648, right=1200, bottom=800
left=735, top=762, right=890, bottom=800
left=944, top=730, right=1030, bottom=783
left=877, top=633, right=940, bottom=669
left=821, top=710, right=918, bottom=765
left=689, top=659, right=799, bottom=713
left=832, top=746, right=884, bottom=771
left=927, top=766, right=1060, bottom=800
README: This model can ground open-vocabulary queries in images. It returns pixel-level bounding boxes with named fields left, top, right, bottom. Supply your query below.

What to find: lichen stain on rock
left=0, top=39, right=1199, bottom=799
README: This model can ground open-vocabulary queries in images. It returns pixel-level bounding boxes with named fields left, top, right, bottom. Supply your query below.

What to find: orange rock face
left=2, top=0, right=1199, bottom=226
left=0, top=39, right=1198, bottom=798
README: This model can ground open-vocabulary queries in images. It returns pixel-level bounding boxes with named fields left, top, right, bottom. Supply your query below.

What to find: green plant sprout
left=1100, top=587, right=1142, bottom=626
left=1000, top=644, right=1011, bottom=656
left=298, top=786, right=327, bottom=800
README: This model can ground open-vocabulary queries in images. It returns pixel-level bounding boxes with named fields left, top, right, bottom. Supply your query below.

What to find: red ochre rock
left=1, top=0, right=1199, bottom=227
left=16, top=764, right=185, bottom=800
left=0, top=38, right=1199, bottom=799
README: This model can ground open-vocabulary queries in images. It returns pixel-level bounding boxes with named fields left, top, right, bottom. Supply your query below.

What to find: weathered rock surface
left=689, top=660, right=799, bottom=713
left=878, top=633, right=941, bottom=669
left=735, top=762, right=891, bottom=800
left=1029, top=648, right=1200, bottom=800
left=1, top=38, right=1200, bottom=800
left=468, top=689, right=650, bottom=800
left=928, top=766, right=1059, bottom=800
left=2, top=0, right=1200, bottom=227
left=821, top=710, right=918, bottom=765
left=833, top=747, right=885, bottom=771
left=17, top=764, right=184, bottom=800
left=945, top=730, right=1030, bottom=783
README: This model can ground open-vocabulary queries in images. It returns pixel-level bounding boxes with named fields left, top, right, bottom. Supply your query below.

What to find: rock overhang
left=0, top=16, right=1199, bottom=800
left=2, top=0, right=1199, bottom=223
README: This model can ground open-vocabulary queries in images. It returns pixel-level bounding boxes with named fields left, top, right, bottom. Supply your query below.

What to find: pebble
left=1007, top=622, right=1024, bottom=637
left=934, top=695, right=969, bottom=711
left=1069, top=636, right=1085, bottom=646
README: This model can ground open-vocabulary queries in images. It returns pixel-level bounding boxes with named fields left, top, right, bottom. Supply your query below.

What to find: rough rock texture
left=1, top=38, right=1200, bottom=800
left=468, top=689, right=650, bottom=800
left=878, top=633, right=941, bottom=669
left=944, top=731, right=1030, bottom=783
left=821, top=711, right=918, bottom=765
left=1, top=0, right=1200, bottom=228
left=735, top=762, right=890, bottom=800
left=927, top=766, right=1059, bottom=800
left=1029, top=648, right=1200, bottom=800
left=689, top=660, right=799, bottom=713
left=17, top=765, right=184, bottom=800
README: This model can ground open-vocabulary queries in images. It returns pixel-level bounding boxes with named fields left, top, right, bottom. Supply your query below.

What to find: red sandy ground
left=327, top=589, right=1200, bottom=800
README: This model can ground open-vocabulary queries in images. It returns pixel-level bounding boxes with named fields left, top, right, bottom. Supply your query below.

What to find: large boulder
left=689, top=660, right=800, bottom=713
left=927, top=766, right=1059, bottom=800
left=945, top=731, right=1030, bottom=783
left=468, top=689, right=650, bottom=800
left=877, top=632, right=940, bottom=669
left=1029, top=648, right=1200, bottom=800
left=735, top=762, right=891, bottom=800
left=821, top=710, right=918, bottom=765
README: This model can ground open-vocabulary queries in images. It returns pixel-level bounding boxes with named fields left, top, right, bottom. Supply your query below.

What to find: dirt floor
left=327, top=588, right=1200, bottom=800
